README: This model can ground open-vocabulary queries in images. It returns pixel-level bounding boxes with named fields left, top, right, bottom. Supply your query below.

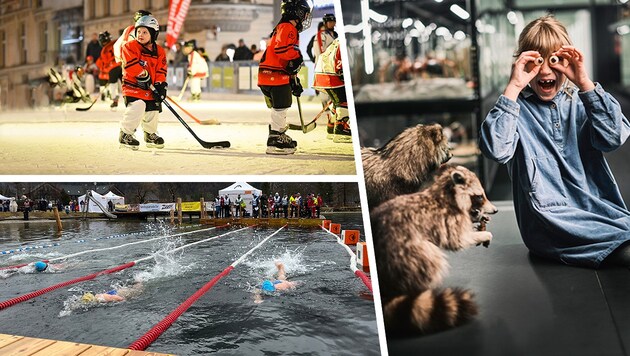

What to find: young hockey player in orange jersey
left=119, top=15, right=168, bottom=150
left=257, top=0, right=312, bottom=155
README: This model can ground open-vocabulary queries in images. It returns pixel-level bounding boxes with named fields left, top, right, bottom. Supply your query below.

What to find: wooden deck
left=0, top=334, right=173, bottom=356
left=200, top=217, right=325, bottom=228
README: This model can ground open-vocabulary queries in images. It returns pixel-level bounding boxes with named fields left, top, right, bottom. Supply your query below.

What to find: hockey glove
left=152, top=82, right=168, bottom=102
left=136, top=70, right=151, bottom=90
left=290, top=77, right=303, bottom=97
left=285, top=54, right=304, bottom=75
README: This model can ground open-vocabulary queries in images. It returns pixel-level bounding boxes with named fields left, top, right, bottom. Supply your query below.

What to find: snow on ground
left=0, top=94, right=357, bottom=175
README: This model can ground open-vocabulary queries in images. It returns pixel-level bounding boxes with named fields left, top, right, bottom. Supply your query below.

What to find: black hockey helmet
left=98, top=31, right=111, bottom=46
left=322, top=13, right=336, bottom=23
left=281, top=0, right=312, bottom=33
left=135, top=15, right=160, bottom=42
left=133, top=9, right=152, bottom=23
left=183, top=39, right=197, bottom=49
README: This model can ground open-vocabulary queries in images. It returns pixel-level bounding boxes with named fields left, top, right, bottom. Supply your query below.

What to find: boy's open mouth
left=538, top=79, right=556, bottom=90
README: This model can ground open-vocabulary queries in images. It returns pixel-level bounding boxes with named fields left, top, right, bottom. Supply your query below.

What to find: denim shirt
left=480, top=83, right=630, bottom=267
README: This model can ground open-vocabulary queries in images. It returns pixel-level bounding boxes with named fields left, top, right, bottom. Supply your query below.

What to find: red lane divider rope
left=128, top=265, right=235, bottom=351
left=0, top=262, right=136, bottom=310
left=354, top=270, right=372, bottom=292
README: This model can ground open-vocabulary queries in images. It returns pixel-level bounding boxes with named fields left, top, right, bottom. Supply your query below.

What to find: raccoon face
left=449, top=166, right=497, bottom=222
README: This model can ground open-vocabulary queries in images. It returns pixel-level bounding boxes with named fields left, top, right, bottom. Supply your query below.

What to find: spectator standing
left=234, top=39, right=253, bottom=61
left=316, top=193, right=323, bottom=218
left=86, top=33, right=102, bottom=62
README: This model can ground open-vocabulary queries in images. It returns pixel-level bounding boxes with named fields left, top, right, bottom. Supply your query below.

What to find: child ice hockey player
left=257, top=0, right=312, bottom=155
left=313, top=38, right=351, bottom=143
left=96, top=31, right=122, bottom=108
left=182, top=39, right=209, bottom=101
left=119, top=15, right=168, bottom=150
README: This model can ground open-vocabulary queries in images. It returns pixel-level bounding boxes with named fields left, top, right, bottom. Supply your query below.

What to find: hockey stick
left=176, top=76, right=190, bottom=101
left=288, top=100, right=332, bottom=132
left=293, top=95, right=316, bottom=134
left=166, top=96, right=220, bottom=125
left=151, top=84, right=230, bottom=149
left=76, top=96, right=99, bottom=111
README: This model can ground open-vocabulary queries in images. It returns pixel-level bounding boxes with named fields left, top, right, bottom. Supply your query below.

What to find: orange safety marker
left=329, top=223, right=341, bottom=234
left=356, top=241, right=370, bottom=273
left=341, top=230, right=360, bottom=245
left=322, top=220, right=331, bottom=229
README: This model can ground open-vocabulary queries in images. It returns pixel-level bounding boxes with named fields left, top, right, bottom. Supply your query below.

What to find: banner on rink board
left=138, top=203, right=177, bottom=212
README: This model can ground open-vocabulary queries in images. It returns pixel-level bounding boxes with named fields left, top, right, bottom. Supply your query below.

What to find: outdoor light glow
left=620, top=0, right=629, bottom=4
left=414, top=20, right=425, bottom=31
left=345, top=24, right=364, bottom=34
left=226, top=48, right=235, bottom=62
left=450, top=4, right=470, bottom=20
left=617, top=25, right=630, bottom=35
left=435, top=0, right=444, bottom=2
left=368, top=9, right=388, bottom=23
left=454, top=30, right=466, bottom=41
left=435, top=26, right=450, bottom=37
left=409, top=29, right=420, bottom=37
left=402, top=18, right=413, bottom=29
left=361, top=0, right=374, bottom=75
left=507, top=11, right=518, bottom=25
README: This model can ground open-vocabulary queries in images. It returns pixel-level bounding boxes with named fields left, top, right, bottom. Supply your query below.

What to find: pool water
left=0, top=213, right=379, bottom=355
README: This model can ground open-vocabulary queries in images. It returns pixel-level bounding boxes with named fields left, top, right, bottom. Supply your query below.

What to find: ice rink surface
left=0, top=94, right=356, bottom=176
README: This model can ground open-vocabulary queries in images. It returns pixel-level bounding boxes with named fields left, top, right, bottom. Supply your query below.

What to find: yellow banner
left=181, top=202, right=201, bottom=212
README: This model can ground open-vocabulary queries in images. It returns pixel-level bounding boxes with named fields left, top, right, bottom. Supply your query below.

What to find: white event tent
left=218, top=182, right=262, bottom=216
left=78, top=190, right=124, bottom=213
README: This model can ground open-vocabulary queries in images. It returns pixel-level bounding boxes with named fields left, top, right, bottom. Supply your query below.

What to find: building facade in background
left=0, top=0, right=277, bottom=109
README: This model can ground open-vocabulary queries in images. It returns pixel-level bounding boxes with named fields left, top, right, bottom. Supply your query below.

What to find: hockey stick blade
left=76, top=97, right=98, bottom=111
left=288, top=121, right=316, bottom=132
left=156, top=87, right=231, bottom=149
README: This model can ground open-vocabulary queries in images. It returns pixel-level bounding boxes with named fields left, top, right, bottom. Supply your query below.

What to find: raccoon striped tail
left=383, top=287, right=478, bottom=336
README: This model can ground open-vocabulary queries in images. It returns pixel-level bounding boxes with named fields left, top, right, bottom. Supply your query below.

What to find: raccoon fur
left=361, top=124, right=452, bottom=210
left=371, top=165, right=497, bottom=335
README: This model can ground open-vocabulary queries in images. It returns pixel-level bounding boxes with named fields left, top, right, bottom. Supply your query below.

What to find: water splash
left=133, top=237, right=194, bottom=282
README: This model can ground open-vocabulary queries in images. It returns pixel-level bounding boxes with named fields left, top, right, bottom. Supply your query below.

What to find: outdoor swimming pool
left=0, top=213, right=378, bottom=355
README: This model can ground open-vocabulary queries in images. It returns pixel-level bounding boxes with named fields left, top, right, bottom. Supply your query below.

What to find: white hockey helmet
left=135, top=15, right=160, bottom=42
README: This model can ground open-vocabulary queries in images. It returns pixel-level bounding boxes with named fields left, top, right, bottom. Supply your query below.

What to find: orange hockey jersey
left=258, top=22, right=302, bottom=86
left=121, top=40, right=167, bottom=100
left=96, top=41, right=120, bottom=81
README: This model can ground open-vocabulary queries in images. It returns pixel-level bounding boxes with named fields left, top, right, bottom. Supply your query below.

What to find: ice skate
left=110, top=99, right=118, bottom=110
left=333, top=117, right=352, bottom=143
left=144, top=131, right=165, bottom=149
left=266, top=128, right=297, bottom=155
left=119, top=130, right=139, bottom=150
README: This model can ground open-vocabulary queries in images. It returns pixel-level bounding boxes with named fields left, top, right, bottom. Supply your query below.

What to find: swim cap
left=105, top=289, right=118, bottom=295
left=81, top=292, right=96, bottom=303
left=261, top=280, right=276, bottom=292
left=34, top=261, right=48, bottom=272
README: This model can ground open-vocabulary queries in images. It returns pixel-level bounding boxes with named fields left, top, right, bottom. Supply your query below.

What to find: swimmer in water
left=81, top=282, right=143, bottom=304
left=254, top=261, right=296, bottom=303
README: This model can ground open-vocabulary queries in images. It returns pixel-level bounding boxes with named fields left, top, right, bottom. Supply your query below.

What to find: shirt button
left=551, top=103, right=556, bottom=109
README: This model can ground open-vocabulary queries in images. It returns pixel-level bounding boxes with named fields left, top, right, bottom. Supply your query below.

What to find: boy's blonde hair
left=515, top=15, right=572, bottom=57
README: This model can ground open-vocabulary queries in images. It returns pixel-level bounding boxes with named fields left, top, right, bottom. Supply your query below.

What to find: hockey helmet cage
left=133, top=9, right=152, bottom=23
left=98, top=31, right=112, bottom=46
left=135, top=15, right=160, bottom=42
left=281, top=0, right=312, bottom=32
left=322, top=13, right=336, bottom=23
